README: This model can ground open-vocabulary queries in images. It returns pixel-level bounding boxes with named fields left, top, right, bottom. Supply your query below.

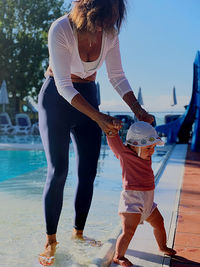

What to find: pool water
left=0, top=150, right=46, bottom=182
left=0, top=144, right=170, bottom=267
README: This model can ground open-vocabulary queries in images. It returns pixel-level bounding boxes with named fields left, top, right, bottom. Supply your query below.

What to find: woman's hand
left=95, top=113, right=122, bottom=136
left=136, top=108, right=154, bottom=124
left=131, top=100, right=154, bottom=124
left=122, top=92, right=154, bottom=124
left=45, top=66, right=53, bottom=77
left=71, top=94, right=122, bottom=135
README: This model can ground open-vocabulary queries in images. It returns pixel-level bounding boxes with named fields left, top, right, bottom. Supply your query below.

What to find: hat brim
left=125, top=138, right=165, bottom=147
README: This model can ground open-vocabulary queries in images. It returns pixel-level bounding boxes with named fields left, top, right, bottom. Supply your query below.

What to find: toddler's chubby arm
left=106, top=132, right=125, bottom=159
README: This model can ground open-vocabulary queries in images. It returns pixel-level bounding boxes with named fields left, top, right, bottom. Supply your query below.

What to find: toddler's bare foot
left=160, top=246, right=176, bottom=256
left=113, top=256, right=133, bottom=267
left=72, top=229, right=102, bottom=247
left=39, top=242, right=58, bottom=266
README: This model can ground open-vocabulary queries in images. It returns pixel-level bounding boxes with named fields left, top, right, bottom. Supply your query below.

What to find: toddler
left=107, top=121, right=176, bottom=267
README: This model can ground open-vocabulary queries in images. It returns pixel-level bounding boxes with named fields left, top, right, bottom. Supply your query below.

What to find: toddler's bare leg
left=113, top=213, right=141, bottom=267
left=146, top=208, right=176, bottom=256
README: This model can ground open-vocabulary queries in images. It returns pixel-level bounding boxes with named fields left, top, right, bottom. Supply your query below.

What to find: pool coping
left=89, top=144, right=186, bottom=267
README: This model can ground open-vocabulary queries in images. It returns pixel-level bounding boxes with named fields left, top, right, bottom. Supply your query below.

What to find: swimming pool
left=0, top=143, right=171, bottom=266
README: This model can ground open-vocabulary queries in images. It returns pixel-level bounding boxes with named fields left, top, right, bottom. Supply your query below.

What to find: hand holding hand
left=131, top=101, right=154, bottom=124
left=137, top=108, right=154, bottom=124
left=95, top=113, right=122, bottom=136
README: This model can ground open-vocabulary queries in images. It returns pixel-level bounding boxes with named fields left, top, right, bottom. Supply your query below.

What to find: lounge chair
left=14, top=113, right=31, bottom=135
left=0, top=112, right=15, bottom=134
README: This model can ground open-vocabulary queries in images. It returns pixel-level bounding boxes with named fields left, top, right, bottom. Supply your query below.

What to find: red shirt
left=107, top=135, right=155, bottom=191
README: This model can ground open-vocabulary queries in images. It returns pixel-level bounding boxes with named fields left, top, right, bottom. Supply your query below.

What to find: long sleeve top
left=48, top=14, right=133, bottom=103
left=107, top=135, right=155, bottom=191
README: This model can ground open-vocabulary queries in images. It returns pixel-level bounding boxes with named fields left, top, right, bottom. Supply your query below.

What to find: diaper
left=118, top=190, right=157, bottom=224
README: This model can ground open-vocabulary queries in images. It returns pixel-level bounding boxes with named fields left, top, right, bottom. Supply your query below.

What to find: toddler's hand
left=113, top=120, right=122, bottom=130
left=96, top=113, right=121, bottom=137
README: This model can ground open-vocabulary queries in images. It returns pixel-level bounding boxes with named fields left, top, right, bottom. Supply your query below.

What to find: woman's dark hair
left=69, top=0, right=127, bottom=34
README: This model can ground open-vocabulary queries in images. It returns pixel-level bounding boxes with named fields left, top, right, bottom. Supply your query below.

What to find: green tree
left=0, top=0, right=66, bottom=113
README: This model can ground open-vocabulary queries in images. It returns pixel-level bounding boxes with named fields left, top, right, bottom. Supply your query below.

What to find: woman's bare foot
left=113, top=256, right=133, bottom=267
left=160, top=246, right=176, bottom=256
left=72, top=229, right=84, bottom=240
left=72, top=228, right=102, bottom=247
left=39, top=242, right=58, bottom=266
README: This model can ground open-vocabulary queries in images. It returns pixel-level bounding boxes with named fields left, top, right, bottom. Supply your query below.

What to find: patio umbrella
left=0, top=80, right=9, bottom=112
left=137, top=87, right=144, bottom=106
left=171, top=86, right=177, bottom=106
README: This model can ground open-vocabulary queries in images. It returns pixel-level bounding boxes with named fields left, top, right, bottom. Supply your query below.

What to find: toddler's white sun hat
left=125, top=121, right=164, bottom=147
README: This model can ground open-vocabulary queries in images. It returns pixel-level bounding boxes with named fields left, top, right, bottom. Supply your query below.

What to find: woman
left=38, top=0, right=154, bottom=265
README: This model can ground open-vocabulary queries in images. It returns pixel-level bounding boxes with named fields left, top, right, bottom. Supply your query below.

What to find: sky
left=65, top=0, right=200, bottom=112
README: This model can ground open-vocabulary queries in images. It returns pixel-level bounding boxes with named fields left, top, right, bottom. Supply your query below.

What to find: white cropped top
left=48, top=14, right=133, bottom=103
left=73, top=25, right=104, bottom=72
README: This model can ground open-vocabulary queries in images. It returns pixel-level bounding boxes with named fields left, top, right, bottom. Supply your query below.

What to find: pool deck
left=90, top=144, right=200, bottom=267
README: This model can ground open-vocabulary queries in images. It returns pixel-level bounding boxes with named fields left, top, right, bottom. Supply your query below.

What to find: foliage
left=0, top=0, right=66, bottom=112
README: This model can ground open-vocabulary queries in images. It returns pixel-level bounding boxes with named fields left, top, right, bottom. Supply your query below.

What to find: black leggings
left=38, top=77, right=101, bottom=235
